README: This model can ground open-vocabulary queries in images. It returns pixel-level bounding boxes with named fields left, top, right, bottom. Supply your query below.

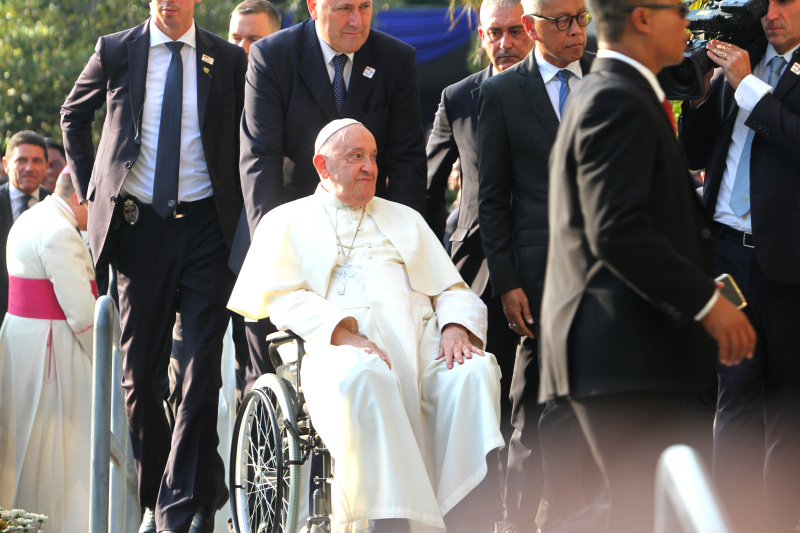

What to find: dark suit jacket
left=540, top=58, right=717, bottom=402
left=232, top=19, right=426, bottom=272
left=0, top=184, right=52, bottom=320
left=679, top=47, right=800, bottom=285
left=477, top=52, right=594, bottom=315
left=425, top=67, right=490, bottom=295
left=60, top=19, right=247, bottom=270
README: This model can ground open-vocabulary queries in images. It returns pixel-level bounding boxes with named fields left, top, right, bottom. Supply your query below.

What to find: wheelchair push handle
left=266, top=329, right=305, bottom=370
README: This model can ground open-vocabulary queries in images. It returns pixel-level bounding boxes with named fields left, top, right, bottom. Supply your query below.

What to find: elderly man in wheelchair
left=229, top=119, right=505, bottom=533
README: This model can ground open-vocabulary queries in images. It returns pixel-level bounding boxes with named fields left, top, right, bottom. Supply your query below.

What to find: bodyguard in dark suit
left=61, top=0, right=247, bottom=531
left=679, top=4, right=800, bottom=528
left=0, top=131, right=52, bottom=324
left=234, top=0, right=427, bottom=393
left=541, top=0, right=755, bottom=530
left=476, top=0, right=597, bottom=529
left=425, top=0, right=533, bottom=490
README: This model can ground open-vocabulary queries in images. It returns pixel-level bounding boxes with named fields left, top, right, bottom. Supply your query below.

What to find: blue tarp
left=284, top=7, right=477, bottom=65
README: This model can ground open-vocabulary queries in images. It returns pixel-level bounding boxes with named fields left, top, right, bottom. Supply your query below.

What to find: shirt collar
left=149, top=18, right=196, bottom=50
left=597, top=49, right=665, bottom=101
left=762, top=42, right=800, bottom=70
left=314, top=20, right=355, bottom=67
left=535, top=45, right=584, bottom=84
left=9, top=184, right=39, bottom=202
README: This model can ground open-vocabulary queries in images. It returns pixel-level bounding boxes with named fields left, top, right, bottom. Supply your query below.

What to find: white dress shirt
left=536, top=45, right=584, bottom=121
left=123, top=19, right=212, bottom=204
left=315, top=22, right=356, bottom=89
left=9, top=185, right=41, bottom=221
left=713, top=42, right=800, bottom=232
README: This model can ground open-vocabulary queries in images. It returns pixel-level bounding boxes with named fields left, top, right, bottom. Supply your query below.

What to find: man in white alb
left=229, top=119, right=505, bottom=533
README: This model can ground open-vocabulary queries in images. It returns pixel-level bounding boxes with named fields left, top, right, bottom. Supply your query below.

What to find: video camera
left=658, top=0, right=768, bottom=100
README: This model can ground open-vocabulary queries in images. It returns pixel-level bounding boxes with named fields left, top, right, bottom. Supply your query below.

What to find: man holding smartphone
left=679, top=0, right=800, bottom=528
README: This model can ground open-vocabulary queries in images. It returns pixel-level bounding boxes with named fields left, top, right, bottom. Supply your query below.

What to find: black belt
left=713, top=221, right=754, bottom=248
left=119, top=195, right=215, bottom=225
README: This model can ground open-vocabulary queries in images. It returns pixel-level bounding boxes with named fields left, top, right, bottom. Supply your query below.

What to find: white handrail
left=89, top=295, right=137, bottom=533
left=654, top=445, right=733, bottom=533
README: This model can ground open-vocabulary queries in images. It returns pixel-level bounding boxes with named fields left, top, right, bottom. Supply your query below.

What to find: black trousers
left=504, top=334, right=544, bottom=530
left=506, top=331, right=604, bottom=533
left=571, top=391, right=697, bottom=533
left=115, top=205, right=234, bottom=531
left=243, top=317, right=277, bottom=396
left=711, top=230, right=800, bottom=533
left=483, top=290, right=519, bottom=451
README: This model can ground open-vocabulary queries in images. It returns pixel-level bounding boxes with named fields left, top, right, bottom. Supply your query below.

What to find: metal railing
left=89, top=295, right=138, bottom=533
left=654, top=445, right=733, bottom=533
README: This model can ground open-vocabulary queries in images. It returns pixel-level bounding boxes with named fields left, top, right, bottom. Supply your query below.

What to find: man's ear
left=313, top=153, right=328, bottom=177
left=308, top=0, right=319, bottom=20
left=629, top=6, right=653, bottom=34
left=522, top=15, right=539, bottom=42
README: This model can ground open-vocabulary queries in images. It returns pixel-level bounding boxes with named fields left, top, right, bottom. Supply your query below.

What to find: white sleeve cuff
left=694, top=289, right=720, bottom=321
left=735, top=74, right=773, bottom=113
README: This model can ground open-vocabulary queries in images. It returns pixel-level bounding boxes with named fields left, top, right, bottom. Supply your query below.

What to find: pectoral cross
left=333, top=261, right=357, bottom=295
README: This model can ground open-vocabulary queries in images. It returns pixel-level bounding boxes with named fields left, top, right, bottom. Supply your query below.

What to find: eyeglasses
left=619, top=2, right=690, bottom=17
left=529, top=10, right=592, bottom=31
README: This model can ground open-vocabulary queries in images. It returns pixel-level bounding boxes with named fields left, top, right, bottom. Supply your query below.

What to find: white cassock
left=229, top=186, right=504, bottom=532
left=0, top=195, right=96, bottom=533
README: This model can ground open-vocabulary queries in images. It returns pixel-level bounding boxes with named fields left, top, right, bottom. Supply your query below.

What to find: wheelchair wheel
left=231, top=374, right=302, bottom=533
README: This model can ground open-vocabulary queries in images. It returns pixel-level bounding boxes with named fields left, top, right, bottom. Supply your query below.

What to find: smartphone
left=715, top=273, right=747, bottom=310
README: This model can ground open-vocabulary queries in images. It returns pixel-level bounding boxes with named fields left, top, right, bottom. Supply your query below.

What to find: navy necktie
left=729, top=55, right=787, bottom=217
left=152, top=41, right=184, bottom=218
left=19, top=194, right=34, bottom=217
left=332, top=54, right=348, bottom=119
left=557, top=69, right=572, bottom=118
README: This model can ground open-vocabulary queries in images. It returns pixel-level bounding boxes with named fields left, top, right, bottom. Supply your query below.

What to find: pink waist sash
left=8, top=275, right=98, bottom=320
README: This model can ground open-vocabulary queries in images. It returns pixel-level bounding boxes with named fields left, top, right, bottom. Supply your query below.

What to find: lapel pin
left=791, top=62, right=800, bottom=75
left=363, top=66, right=375, bottom=79
left=202, top=54, right=215, bottom=65
left=203, top=66, right=210, bottom=75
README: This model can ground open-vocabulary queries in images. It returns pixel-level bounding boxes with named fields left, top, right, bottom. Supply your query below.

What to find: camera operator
left=679, top=1, right=800, bottom=530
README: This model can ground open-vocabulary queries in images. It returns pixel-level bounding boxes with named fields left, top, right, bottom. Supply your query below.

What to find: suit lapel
left=195, top=27, right=214, bottom=132
left=520, top=54, right=559, bottom=141
left=344, top=38, right=376, bottom=117
left=0, top=185, right=11, bottom=231
left=471, top=67, right=491, bottom=110
left=298, top=20, right=338, bottom=121
left=127, top=21, right=150, bottom=140
left=774, top=49, right=800, bottom=99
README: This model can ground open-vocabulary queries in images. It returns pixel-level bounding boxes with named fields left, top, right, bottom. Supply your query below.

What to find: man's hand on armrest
left=700, top=293, right=756, bottom=366
left=330, top=323, right=390, bottom=369
left=436, top=323, right=485, bottom=370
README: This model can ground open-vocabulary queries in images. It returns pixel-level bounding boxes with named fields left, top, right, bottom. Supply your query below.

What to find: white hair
left=479, top=0, right=524, bottom=25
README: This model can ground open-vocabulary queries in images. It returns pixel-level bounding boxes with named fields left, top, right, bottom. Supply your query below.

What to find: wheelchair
left=230, top=330, right=333, bottom=533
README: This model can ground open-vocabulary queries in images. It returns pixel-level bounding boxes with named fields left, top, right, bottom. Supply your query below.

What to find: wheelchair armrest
left=266, top=329, right=306, bottom=371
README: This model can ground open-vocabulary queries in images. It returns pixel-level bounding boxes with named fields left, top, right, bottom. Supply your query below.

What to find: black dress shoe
left=188, top=506, right=215, bottom=533
left=139, top=508, right=157, bottom=533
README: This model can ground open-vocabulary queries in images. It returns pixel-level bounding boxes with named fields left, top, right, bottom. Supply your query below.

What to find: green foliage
left=0, top=0, right=241, bottom=147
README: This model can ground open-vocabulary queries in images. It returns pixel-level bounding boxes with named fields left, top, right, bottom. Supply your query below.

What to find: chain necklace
left=320, top=201, right=366, bottom=295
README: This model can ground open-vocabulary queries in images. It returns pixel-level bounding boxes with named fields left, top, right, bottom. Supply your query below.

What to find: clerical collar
left=50, top=194, right=78, bottom=227
left=314, top=184, right=370, bottom=212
